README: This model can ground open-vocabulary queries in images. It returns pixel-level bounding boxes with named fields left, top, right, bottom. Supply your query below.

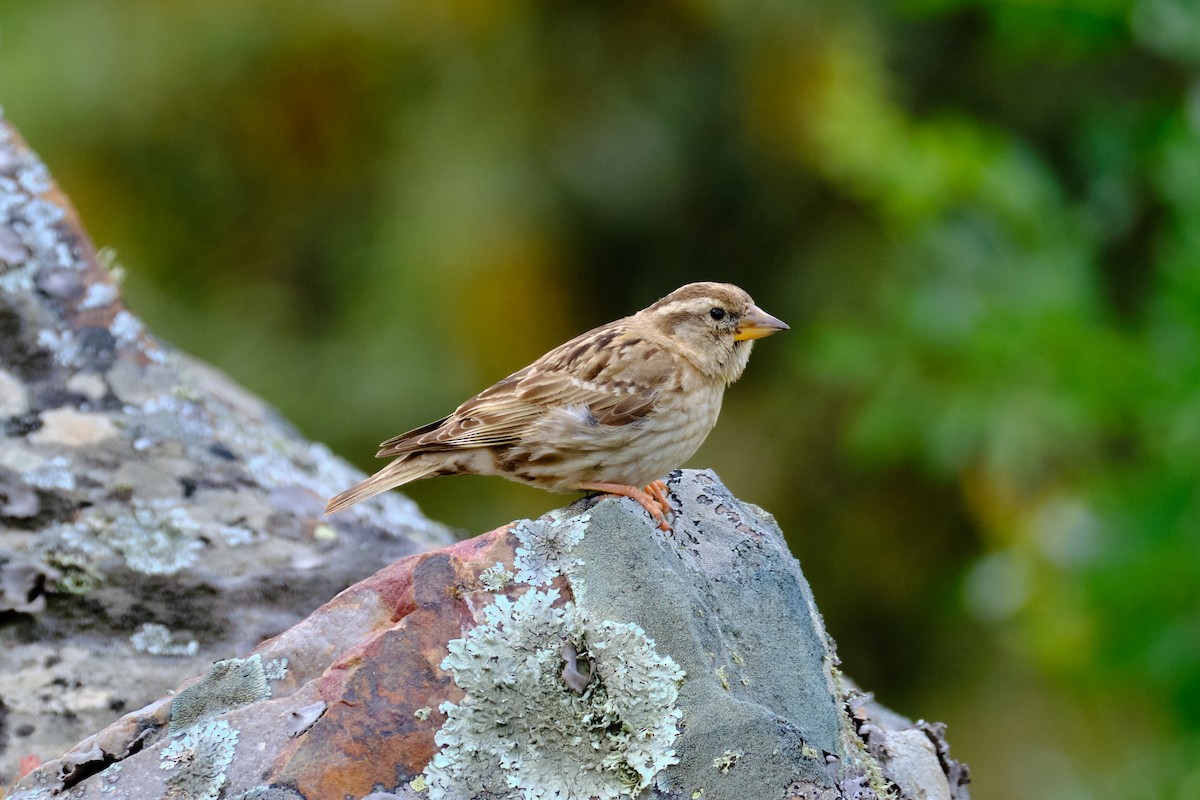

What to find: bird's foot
left=576, top=480, right=673, bottom=531
left=643, top=480, right=672, bottom=528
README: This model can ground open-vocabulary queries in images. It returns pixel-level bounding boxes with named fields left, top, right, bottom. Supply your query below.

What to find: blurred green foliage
left=4, top=1, right=1200, bottom=797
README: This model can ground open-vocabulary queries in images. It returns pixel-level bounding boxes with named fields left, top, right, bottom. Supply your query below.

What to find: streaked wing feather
left=596, top=391, right=658, bottom=426
left=374, top=323, right=672, bottom=457
left=376, top=416, right=449, bottom=456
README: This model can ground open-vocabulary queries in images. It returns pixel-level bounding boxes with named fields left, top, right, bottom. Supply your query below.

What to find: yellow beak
left=733, top=304, right=789, bottom=341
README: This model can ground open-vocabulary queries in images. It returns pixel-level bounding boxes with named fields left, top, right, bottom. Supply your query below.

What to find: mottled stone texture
left=0, top=113, right=452, bottom=787
left=1, top=114, right=968, bottom=800
left=7, top=473, right=968, bottom=800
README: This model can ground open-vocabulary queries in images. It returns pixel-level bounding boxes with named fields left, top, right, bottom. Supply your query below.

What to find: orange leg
left=644, top=480, right=671, bottom=521
left=575, top=480, right=672, bottom=531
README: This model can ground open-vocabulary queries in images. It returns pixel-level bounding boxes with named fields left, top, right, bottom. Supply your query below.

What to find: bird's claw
left=575, top=480, right=674, bottom=532
left=643, top=480, right=673, bottom=531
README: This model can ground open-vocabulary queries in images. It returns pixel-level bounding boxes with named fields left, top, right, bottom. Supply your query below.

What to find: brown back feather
left=372, top=322, right=672, bottom=458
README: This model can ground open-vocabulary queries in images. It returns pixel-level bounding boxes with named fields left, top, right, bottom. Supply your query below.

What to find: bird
left=324, top=282, right=788, bottom=530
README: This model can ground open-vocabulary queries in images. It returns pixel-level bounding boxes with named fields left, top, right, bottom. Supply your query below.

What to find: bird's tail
left=324, top=456, right=441, bottom=516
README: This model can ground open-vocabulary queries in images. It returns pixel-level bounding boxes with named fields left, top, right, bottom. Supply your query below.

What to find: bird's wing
left=375, top=323, right=675, bottom=457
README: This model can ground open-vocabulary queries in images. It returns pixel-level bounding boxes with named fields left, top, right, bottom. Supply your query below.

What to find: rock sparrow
left=325, top=282, right=787, bottom=529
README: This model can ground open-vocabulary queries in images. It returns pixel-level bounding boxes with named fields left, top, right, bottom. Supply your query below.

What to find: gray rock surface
left=574, top=472, right=849, bottom=795
left=0, top=112, right=452, bottom=787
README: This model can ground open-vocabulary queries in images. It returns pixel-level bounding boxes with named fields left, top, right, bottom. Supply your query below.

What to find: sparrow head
left=642, top=282, right=789, bottom=383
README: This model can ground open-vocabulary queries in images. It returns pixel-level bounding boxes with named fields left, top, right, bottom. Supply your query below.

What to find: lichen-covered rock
left=0, top=112, right=452, bottom=785
left=425, top=586, right=686, bottom=799
left=7, top=470, right=969, bottom=800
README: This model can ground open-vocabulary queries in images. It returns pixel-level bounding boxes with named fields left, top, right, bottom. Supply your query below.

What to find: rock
left=27, top=407, right=117, bottom=447
left=0, top=556, right=57, bottom=613
left=875, top=730, right=951, bottom=800
left=8, top=471, right=969, bottom=800
left=0, top=369, right=29, bottom=418
left=64, top=373, right=106, bottom=402
left=0, top=112, right=453, bottom=785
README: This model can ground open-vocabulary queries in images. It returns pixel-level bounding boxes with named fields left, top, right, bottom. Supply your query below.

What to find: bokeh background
left=4, top=1, right=1199, bottom=797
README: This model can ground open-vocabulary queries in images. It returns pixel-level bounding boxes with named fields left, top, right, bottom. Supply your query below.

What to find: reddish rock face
left=273, top=531, right=533, bottom=797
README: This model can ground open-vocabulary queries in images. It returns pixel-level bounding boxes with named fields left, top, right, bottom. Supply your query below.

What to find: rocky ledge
left=9, top=470, right=968, bottom=800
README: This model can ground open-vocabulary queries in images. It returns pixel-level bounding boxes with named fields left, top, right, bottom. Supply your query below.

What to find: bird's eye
left=709, top=307, right=726, bottom=321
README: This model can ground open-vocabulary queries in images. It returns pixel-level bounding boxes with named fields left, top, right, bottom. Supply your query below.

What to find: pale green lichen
left=712, top=751, right=740, bottom=774
left=424, top=587, right=684, bottom=800
left=35, top=328, right=83, bottom=368
left=833, top=672, right=896, bottom=800
left=22, top=455, right=76, bottom=491
left=478, top=561, right=513, bottom=592
left=79, top=279, right=119, bottom=310
left=262, top=657, right=288, bottom=681
left=98, top=762, right=122, bottom=794
left=226, top=786, right=304, bottom=800
left=109, top=309, right=143, bottom=345
left=311, top=523, right=337, bottom=542
left=227, top=789, right=271, bottom=800
left=131, top=623, right=199, bottom=657
left=99, top=501, right=203, bottom=575
left=46, top=552, right=103, bottom=594
left=829, top=672, right=899, bottom=800
left=169, top=655, right=271, bottom=735
left=863, top=758, right=897, bottom=800
left=846, top=735, right=896, bottom=800
left=512, top=510, right=589, bottom=585
left=218, top=525, right=259, bottom=547
left=414, top=706, right=433, bottom=721
left=159, top=718, right=238, bottom=800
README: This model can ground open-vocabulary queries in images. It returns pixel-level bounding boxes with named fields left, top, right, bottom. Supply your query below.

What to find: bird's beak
left=734, top=305, right=789, bottom=341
